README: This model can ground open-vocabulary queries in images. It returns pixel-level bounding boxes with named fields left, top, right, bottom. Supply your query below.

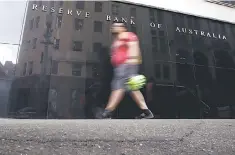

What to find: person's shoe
left=135, top=109, right=154, bottom=119
left=100, top=109, right=113, bottom=119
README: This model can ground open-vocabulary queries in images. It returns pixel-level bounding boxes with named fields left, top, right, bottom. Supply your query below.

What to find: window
left=59, top=1, right=63, bottom=6
left=51, top=61, right=58, bottom=74
left=35, top=16, right=40, bottom=28
left=29, top=19, right=34, bottom=30
left=32, top=38, right=37, bottom=49
left=156, top=10, right=163, bottom=23
left=151, top=30, right=156, bottom=36
left=155, top=64, right=161, bottom=78
left=54, top=39, right=60, bottom=50
left=40, top=52, right=44, bottom=63
left=130, top=8, right=136, bottom=17
left=23, top=63, right=27, bottom=76
left=73, top=41, right=83, bottom=52
left=74, top=18, right=83, bottom=31
left=93, top=42, right=102, bottom=53
left=112, top=4, right=119, bottom=15
left=92, top=65, right=99, bottom=78
left=76, top=1, right=85, bottom=9
left=28, top=61, right=33, bottom=75
left=94, top=21, right=102, bottom=32
left=159, top=30, right=165, bottom=37
left=95, top=2, right=102, bottom=12
left=38, top=1, right=42, bottom=7
left=50, top=1, right=54, bottom=6
left=152, top=37, right=157, bottom=45
left=72, top=63, right=82, bottom=76
left=57, top=16, right=62, bottom=28
left=159, top=38, right=167, bottom=53
left=163, top=64, right=170, bottom=79
left=130, top=25, right=137, bottom=33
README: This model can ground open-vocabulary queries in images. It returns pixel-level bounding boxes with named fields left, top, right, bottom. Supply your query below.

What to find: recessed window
left=76, top=1, right=85, bottom=9
left=92, top=65, right=99, bottom=78
left=94, top=21, right=103, bottom=32
left=72, top=63, right=82, bottom=76
left=130, top=8, right=136, bottom=17
left=40, top=52, right=44, bottom=63
left=74, top=18, right=83, bottom=31
left=50, top=1, right=54, bottom=6
left=130, top=25, right=137, bottom=33
left=73, top=41, right=83, bottom=52
left=163, top=64, right=170, bottom=79
left=155, top=64, right=161, bottom=78
left=38, top=1, right=42, bottom=7
left=57, top=16, right=62, bottom=28
left=28, top=61, right=33, bottom=75
left=59, top=1, right=63, bottom=6
left=93, top=42, right=102, bottom=53
left=112, top=4, right=119, bottom=15
left=54, top=39, right=60, bottom=50
left=151, top=30, right=156, bottom=36
left=35, top=16, right=40, bottom=28
left=23, top=63, right=27, bottom=76
left=32, top=38, right=37, bottom=49
left=95, top=2, right=102, bottom=12
left=51, top=61, right=58, bottom=74
left=29, top=18, right=34, bottom=30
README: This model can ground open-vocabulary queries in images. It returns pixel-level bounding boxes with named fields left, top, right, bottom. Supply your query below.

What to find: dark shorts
left=111, top=64, right=139, bottom=91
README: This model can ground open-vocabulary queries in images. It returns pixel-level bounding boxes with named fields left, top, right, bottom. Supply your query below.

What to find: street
left=0, top=119, right=235, bottom=155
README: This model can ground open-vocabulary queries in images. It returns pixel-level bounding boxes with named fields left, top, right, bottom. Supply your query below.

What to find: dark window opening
left=94, top=21, right=103, bottom=32
left=155, top=64, right=161, bottom=78
left=51, top=61, right=58, bottom=74
left=73, top=41, right=83, bottom=52
left=72, top=63, right=82, bottom=76
left=95, top=2, right=102, bottom=12
left=75, top=18, right=83, bottom=31
left=93, top=42, right=102, bottom=53
left=76, top=1, right=85, bottom=9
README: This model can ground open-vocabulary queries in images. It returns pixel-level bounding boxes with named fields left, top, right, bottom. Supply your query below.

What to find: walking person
left=100, top=22, right=154, bottom=119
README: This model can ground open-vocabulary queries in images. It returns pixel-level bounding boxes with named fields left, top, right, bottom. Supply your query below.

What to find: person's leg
left=130, top=90, right=154, bottom=119
left=128, top=64, right=154, bottom=119
left=101, top=65, right=126, bottom=118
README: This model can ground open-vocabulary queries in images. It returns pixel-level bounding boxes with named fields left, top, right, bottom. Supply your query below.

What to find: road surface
left=0, top=119, right=235, bottom=155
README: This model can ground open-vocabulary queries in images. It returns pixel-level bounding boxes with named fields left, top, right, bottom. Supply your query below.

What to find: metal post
left=40, top=13, right=53, bottom=119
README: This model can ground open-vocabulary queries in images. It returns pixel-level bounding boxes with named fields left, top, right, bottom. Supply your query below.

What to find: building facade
left=9, top=0, right=235, bottom=118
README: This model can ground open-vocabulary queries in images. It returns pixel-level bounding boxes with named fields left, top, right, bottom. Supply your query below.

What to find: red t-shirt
left=111, top=32, right=138, bottom=66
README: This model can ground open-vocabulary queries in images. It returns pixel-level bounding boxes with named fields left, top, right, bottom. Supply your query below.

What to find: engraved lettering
left=218, top=34, right=221, bottom=39
left=32, top=4, right=38, bottom=10
left=58, top=8, right=63, bottom=14
left=76, top=11, right=82, bottom=16
left=182, top=28, right=187, bottom=33
left=85, top=12, right=90, bottom=18
left=194, top=30, right=198, bottom=35
left=42, top=5, right=47, bottom=12
left=106, top=15, right=111, bottom=21
left=50, top=7, right=55, bottom=13
left=201, top=31, right=205, bottom=36
left=113, top=17, right=119, bottom=22
left=189, top=29, right=193, bottom=34
left=207, top=33, right=211, bottom=38
left=158, top=24, right=162, bottom=29
left=121, top=17, right=127, bottom=23
left=212, top=33, right=217, bottom=38
left=67, top=9, right=72, bottom=15
left=130, top=18, right=135, bottom=25
left=176, top=27, right=181, bottom=32
left=150, top=22, right=155, bottom=28
left=223, top=35, right=227, bottom=40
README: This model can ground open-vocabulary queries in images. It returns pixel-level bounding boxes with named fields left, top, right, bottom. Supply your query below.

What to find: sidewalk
left=0, top=119, right=234, bottom=155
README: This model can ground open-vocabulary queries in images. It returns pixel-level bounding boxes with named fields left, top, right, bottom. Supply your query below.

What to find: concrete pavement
left=0, top=119, right=235, bottom=155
